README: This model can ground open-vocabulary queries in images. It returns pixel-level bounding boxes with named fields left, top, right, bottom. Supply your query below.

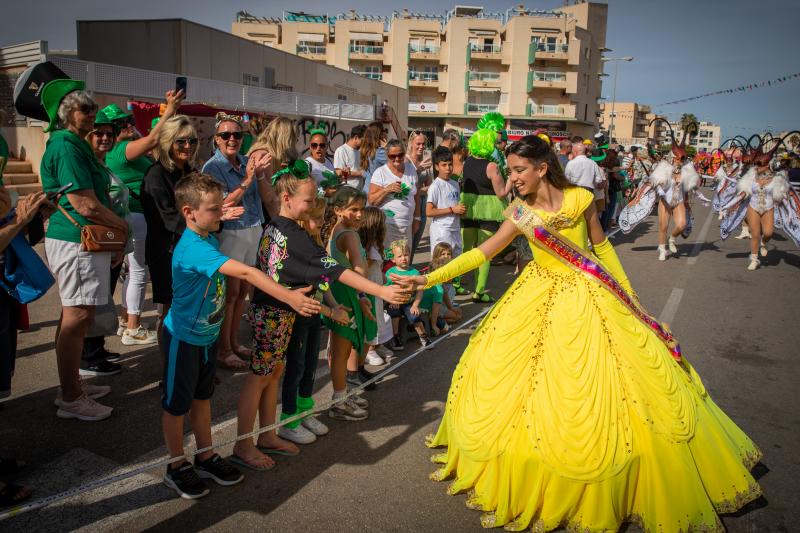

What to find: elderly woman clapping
left=40, top=80, right=128, bottom=422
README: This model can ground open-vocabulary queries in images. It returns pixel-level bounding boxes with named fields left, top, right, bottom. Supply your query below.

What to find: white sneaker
left=668, top=237, right=678, bottom=254
left=658, top=245, right=668, bottom=261
left=116, top=318, right=126, bottom=337
left=328, top=398, right=368, bottom=421
left=735, top=226, right=751, bottom=239
left=54, top=382, right=111, bottom=407
left=301, top=415, right=329, bottom=436
left=278, top=424, right=317, bottom=445
left=121, top=326, right=158, bottom=346
left=747, top=254, right=760, bottom=271
left=760, top=241, right=768, bottom=257
left=56, top=394, right=113, bottom=421
left=350, top=393, right=369, bottom=409
left=364, top=349, right=385, bottom=366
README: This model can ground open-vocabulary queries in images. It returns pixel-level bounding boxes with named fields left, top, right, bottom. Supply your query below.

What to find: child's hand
left=388, top=273, right=424, bottom=292
left=410, top=304, right=420, bottom=316
left=452, top=203, right=467, bottom=215
left=359, top=297, right=376, bottom=322
left=287, top=286, right=322, bottom=317
left=330, top=306, right=351, bottom=326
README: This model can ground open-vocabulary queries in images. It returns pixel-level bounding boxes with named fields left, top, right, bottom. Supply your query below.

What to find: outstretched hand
left=389, top=273, right=425, bottom=293
left=287, top=286, right=322, bottom=317
left=221, top=202, right=245, bottom=221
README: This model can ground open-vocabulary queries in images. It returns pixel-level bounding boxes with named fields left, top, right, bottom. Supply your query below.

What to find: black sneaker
left=390, top=335, right=405, bottom=351
left=195, top=454, right=244, bottom=487
left=164, top=462, right=210, bottom=499
left=101, top=350, right=122, bottom=363
left=358, top=366, right=378, bottom=391
left=419, top=334, right=432, bottom=349
left=79, top=360, right=122, bottom=376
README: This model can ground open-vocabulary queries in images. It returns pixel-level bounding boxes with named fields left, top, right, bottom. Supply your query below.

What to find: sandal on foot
left=0, top=457, right=26, bottom=477
left=257, top=444, right=300, bottom=457
left=229, top=453, right=274, bottom=471
left=218, top=354, right=249, bottom=371
left=0, top=482, right=32, bottom=508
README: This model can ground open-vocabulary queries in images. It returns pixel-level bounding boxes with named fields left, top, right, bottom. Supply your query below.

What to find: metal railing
left=409, top=44, right=440, bottom=54
left=350, top=44, right=384, bottom=55
left=297, top=44, right=326, bottom=55
left=466, top=103, right=500, bottom=113
left=531, top=71, right=567, bottom=82
left=351, top=70, right=383, bottom=80
left=468, top=71, right=501, bottom=82
left=409, top=71, right=439, bottom=82
left=532, top=104, right=565, bottom=116
left=48, top=56, right=375, bottom=121
left=536, top=43, right=569, bottom=53
left=469, top=43, right=502, bottom=53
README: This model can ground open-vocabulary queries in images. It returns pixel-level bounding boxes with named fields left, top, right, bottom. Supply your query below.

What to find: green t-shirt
left=105, top=140, right=152, bottom=213
left=0, top=133, right=8, bottom=186
left=239, top=132, right=254, bottom=156
left=41, top=129, right=112, bottom=243
left=420, top=284, right=444, bottom=311
left=384, top=265, right=420, bottom=285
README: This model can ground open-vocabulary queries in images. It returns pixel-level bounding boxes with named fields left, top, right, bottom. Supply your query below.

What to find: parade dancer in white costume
left=719, top=132, right=800, bottom=270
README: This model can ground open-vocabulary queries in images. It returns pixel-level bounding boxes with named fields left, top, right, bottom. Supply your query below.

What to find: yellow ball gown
left=427, top=187, right=762, bottom=532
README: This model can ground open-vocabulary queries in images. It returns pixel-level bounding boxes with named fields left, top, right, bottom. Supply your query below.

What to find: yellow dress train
left=427, top=187, right=762, bottom=532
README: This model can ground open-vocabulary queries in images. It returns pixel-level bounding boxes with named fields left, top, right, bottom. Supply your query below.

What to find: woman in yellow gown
left=407, top=136, right=762, bottom=532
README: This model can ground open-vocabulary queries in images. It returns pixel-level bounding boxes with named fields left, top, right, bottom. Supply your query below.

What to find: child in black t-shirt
left=232, top=162, right=408, bottom=470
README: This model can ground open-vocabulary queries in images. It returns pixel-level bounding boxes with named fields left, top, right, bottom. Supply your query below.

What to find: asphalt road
left=2, top=200, right=798, bottom=532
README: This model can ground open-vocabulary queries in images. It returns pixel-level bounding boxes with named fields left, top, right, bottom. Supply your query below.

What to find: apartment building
left=668, top=121, right=721, bottom=153
left=598, top=102, right=666, bottom=146
left=232, top=3, right=608, bottom=140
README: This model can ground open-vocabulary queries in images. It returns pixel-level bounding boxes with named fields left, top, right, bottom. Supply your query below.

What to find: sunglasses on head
left=174, top=137, right=198, bottom=147
left=216, top=131, right=243, bottom=141
left=387, top=152, right=406, bottom=160
left=310, top=142, right=327, bottom=149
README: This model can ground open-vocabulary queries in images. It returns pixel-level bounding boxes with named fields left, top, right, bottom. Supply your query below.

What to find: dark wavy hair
left=506, top=135, right=572, bottom=189
left=320, top=185, right=367, bottom=245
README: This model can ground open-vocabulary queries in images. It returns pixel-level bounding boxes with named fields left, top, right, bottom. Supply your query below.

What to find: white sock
left=332, top=390, right=347, bottom=402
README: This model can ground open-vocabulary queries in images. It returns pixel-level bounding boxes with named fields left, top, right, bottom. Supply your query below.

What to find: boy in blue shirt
left=161, top=173, right=320, bottom=499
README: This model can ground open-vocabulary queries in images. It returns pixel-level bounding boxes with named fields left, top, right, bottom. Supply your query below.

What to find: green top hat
left=41, top=78, right=86, bottom=132
left=100, top=103, right=132, bottom=122
left=94, top=108, right=114, bottom=126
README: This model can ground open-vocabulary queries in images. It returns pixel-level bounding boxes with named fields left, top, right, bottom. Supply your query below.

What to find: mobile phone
left=424, top=149, right=432, bottom=161
left=47, top=182, right=73, bottom=201
left=175, top=76, right=188, bottom=96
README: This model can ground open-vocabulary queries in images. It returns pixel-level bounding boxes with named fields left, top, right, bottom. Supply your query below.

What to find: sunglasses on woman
left=216, top=131, right=243, bottom=141
left=387, top=152, right=406, bottom=160
left=310, top=142, right=327, bottom=149
left=174, top=137, right=199, bottom=147
left=91, top=130, right=115, bottom=139
left=79, top=104, right=98, bottom=115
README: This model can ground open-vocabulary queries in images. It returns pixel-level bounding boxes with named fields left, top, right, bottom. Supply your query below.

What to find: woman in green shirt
left=101, top=91, right=183, bottom=344
left=40, top=79, right=127, bottom=422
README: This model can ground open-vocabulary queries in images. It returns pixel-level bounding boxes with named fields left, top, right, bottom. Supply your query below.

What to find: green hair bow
left=320, top=170, right=340, bottom=189
left=271, top=159, right=311, bottom=186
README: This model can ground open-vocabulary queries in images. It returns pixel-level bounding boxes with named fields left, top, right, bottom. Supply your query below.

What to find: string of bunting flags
left=656, top=71, right=800, bottom=106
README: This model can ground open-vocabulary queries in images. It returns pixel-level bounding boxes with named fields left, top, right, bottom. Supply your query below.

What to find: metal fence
left=48, top=56, right=374, bottom=121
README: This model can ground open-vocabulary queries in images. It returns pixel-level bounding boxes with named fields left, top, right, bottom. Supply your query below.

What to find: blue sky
left=3, top=0, right=798, bottom=139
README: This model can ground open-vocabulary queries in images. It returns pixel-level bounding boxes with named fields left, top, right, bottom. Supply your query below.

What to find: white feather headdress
left=648, top=160, right=673, bottom=189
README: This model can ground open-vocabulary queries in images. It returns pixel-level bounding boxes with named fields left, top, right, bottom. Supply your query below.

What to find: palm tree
left=679, top=113, right=699, bottom=142
left=790, top=134, right=800, bottom=151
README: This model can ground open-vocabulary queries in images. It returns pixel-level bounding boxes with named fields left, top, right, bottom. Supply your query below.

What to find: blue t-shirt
left=164, top=229, right=229, bottom=346
left=202, top=149, right=264, bottom=230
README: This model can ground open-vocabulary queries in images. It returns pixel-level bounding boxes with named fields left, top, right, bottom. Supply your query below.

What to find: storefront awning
left=298, top=33, right=325, bottom=43
left=349, top=32, right=383, bottom=42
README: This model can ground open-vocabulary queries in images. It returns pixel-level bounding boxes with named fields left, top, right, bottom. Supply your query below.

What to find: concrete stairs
left=3, top=159, right=42, bottom=195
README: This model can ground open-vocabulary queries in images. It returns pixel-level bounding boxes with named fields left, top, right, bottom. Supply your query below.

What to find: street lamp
left=601, top=56, right=633, bottom=143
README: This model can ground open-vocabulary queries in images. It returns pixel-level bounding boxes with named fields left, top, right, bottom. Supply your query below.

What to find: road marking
left=658, top=287, right=684, bottom=325
left=687, top=206, right=716, bottom=265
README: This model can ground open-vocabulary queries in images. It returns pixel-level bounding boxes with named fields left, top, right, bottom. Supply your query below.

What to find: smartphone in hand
left=175, top=76, right=188, bottom=97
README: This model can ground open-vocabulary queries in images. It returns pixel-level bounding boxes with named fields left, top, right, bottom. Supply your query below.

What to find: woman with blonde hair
left=247, top=116, right=298, bottom=220
left=360, top=122, right=388, bottom=193
left=141, top=115, right=199, bottom=336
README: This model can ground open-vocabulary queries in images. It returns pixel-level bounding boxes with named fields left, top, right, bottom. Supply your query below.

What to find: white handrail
left=47, top=56, right=375, bottom=122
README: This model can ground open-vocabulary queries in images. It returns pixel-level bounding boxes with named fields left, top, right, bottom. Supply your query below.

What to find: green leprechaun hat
left=41, top=78, right=86, bottom=132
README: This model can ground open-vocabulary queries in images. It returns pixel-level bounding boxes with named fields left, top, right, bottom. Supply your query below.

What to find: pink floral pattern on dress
left=248, top=304, right=295, bottom=375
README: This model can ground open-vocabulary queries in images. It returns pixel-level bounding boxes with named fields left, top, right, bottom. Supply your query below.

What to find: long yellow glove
left=424, top=248, right=487, bottom=289
left=592, top=238, right=636, bottom=299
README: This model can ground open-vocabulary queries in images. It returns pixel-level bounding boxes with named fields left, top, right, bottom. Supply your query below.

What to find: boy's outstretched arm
left=218, top=259, right=321, bottom=316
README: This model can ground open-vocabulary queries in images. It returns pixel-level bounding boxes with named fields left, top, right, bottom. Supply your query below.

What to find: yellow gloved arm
left=592, top=238, right=636, bottom=299
left=424, top=248, right=487, bottom=289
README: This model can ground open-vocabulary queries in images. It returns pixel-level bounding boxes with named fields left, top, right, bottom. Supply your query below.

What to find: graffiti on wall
left=296, top=118, right=348, bottom=159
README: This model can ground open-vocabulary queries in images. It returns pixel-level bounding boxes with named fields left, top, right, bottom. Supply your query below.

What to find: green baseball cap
left=100, top=103, right=132, bottom=122
left=41, top=78, right=86, bottom=132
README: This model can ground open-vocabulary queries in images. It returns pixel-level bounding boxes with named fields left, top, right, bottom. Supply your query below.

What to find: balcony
left=296, top=44, right=326, bottom=60
left=349, top=44, right=384, bottom=60
left=528, top=42, right=569, bottom=63
left=467, top=43, right=502, bottom=61
left=408, top=71, right=439, bottom=87
left=526, top=103, right=575, bottom=118
left=351, top=70, right=383, bottom=81
left=466, top=103, right=500, bottom=114
left=409, top=43, right=440, bottom=60
left=468, top=71, right=502, bottom=88
left=527, top=70, right=567, bottom=91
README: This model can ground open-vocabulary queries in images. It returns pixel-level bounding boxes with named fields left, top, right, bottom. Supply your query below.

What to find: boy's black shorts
left=160, top=328, right=217, bottom=416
